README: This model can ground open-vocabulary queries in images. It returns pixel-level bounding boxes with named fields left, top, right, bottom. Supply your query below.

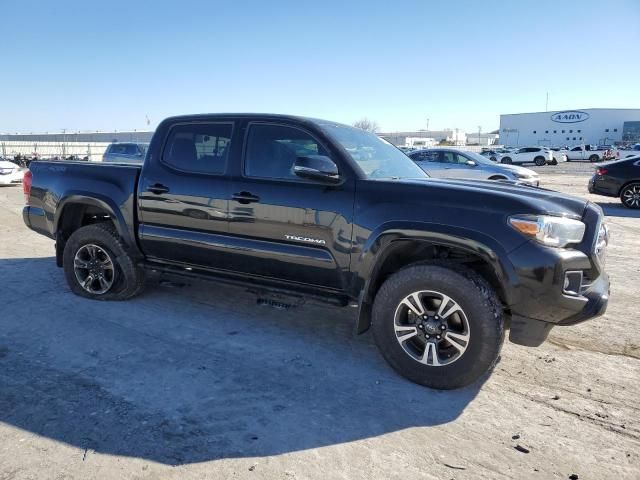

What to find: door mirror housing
left=293, top=155, right=341, bottom=183
left=466, top=160, right=477, bottom=166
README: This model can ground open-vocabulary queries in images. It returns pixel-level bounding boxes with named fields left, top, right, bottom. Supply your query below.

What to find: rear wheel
left=371, top=264, right=504, bottom=389
left=589, top=154, right=599, bottom=162
left=620, top=183, right=640, bottom=209
left=63, top=223, right=145, bottom=300
left=501, top=157, right=512, bottom=164
left=534, top=156, right=546, bottom=166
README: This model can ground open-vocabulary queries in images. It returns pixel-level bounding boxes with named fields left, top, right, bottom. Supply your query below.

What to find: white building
left=499, top=108, right=640, bottom=147
left=379, top=129, right=466, bottom=147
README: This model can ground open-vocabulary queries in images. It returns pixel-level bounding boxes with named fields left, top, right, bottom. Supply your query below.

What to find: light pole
left=478, top=126, right=482, bottom=146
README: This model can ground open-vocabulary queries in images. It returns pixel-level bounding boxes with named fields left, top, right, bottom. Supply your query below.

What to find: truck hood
left=387, top=177, right=588, bottom=218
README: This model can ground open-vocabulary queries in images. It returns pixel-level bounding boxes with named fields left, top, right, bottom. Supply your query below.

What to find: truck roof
left=161, top=113, right=352, bottom=129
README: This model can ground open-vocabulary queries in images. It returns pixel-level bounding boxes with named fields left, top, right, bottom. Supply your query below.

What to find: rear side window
left=413, top=151, right=439, bottom=162
left=244, top=124, right=328, bottom=180
left=162, top=123, right=232, bottom=174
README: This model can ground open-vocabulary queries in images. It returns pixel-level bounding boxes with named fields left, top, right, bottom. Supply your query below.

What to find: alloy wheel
left=73, top=244, right=115, bottom=294
left=394, top=290, right=470, bottom=366
left=622, top=184, right=640, bottom=209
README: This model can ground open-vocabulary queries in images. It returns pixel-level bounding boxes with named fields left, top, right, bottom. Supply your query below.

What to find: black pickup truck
left=23, top=114, right=610, bottom=389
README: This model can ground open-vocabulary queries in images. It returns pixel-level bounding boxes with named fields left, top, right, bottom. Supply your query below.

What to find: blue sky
left=1, top=0, right=639, bottom=134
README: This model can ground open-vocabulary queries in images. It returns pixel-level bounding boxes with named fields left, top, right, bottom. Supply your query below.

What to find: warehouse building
left=499, top=108, right=640, bottom=147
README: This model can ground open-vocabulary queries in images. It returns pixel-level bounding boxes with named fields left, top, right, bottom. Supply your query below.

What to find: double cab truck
left=23, top=114, right=611, bottom=389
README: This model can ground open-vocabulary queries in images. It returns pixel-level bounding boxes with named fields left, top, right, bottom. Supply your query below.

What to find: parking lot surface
left=1, top=162, right=639, bottom=479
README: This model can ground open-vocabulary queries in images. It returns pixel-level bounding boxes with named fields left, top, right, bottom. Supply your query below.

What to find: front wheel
left=621, top=183, right=640, bottom=209
left=550, top=157, right=558, bottom=165
left=372, top=264, right=504, bottom=389
left=589, top=154, right=599, bottom=162
left=501, top=157, right=512, bottom=164
left=63, top=223, right=145, bottom=300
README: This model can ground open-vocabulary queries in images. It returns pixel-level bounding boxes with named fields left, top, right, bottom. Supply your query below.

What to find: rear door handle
left=232, top=191, right=260, bottom=204
left=147, top=183, right=170, bottom=194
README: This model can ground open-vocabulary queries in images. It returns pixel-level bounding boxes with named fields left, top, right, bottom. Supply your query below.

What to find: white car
left=498, top=147, right=553, bottom=166
left=0, top=160, right=24, bottom=185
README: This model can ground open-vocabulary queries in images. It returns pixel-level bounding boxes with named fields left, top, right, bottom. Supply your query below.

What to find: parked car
left=588, top=155, right=640, bottom=209
left=498, top=147, right=553, bottom=166
left=22, top=113, right=610, bottom=390
left=102, top=142, right=149, bottom=164
left=408, top=148, right=540, bottom=186
left=0, top=159, right=25, bottom=185
left=479, top=148, right=511, bottom=162
left=559, top=145, right=616, bottom=163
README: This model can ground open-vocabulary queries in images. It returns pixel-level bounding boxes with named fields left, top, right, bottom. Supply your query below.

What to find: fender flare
left=54, top=192, right=140, bottom=256
left=353, top=222, right=519, bottom=334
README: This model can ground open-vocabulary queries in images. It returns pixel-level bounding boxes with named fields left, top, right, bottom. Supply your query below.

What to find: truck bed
left=24, top=160, right=142, bottom=244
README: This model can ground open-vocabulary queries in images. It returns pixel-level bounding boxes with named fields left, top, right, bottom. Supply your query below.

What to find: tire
left=371, top=263, right=504, bottom=389
left=534, top=156, right=546, bottom=166
left=550, top=158, right=558, bottom=165
left=589, top=154, right=599, bottom=162
left=63, top=223, right=145, bottom=300
left=488, top=175, right=507, bottom=181
left=501, top=157, right=512, bottom=164
left=620, top=182, right=640, bottom=209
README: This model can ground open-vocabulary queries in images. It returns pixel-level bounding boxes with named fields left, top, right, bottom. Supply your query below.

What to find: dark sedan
left=588, top=156, right=640, bottom=209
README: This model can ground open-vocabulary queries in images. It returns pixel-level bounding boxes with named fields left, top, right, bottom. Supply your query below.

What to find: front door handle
left=147, top=183, right=170, bottom=194
left=232, top=191, right=260, bottom=204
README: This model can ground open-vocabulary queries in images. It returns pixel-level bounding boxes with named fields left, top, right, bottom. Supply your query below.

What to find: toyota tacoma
left=22, top=114, right=610, bottom=389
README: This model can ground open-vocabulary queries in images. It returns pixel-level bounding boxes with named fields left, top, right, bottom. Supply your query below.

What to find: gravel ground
left=0, top=163, right=638, bottom=480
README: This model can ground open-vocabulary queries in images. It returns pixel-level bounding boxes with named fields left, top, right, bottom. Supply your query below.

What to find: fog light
left=563, top=271, right=583, bottom=296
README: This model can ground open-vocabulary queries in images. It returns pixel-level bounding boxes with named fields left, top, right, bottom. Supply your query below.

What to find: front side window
left=163, top=123, right=232, bottom=174
left=244, top=124, right=327, bottom=180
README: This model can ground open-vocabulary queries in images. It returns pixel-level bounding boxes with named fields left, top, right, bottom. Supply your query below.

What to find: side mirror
left=293, top=155, right=341, bottom=183
left=466, top=160, right=477, bottom=166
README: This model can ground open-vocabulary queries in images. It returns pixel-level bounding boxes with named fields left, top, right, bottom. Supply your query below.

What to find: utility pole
left=545, top=92, right=549, bottom=112
left=426, top=118, right=430, bottom=131
left=478, top=126, right=482, bottom=146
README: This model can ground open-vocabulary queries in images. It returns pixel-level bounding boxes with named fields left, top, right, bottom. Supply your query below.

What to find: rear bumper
left=23, top=205, right=54, bottom=238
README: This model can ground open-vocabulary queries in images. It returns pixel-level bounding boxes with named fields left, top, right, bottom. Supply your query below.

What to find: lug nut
left=425, top=335, right=430, bottom=339
left=436, top=335, right=441, bottom=340
left=440, top=325, right=446, bottom=330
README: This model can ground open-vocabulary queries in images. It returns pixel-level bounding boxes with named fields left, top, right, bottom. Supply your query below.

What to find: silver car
left=102, top=142, right=149, bottom=164
left=408, top=148, right=540, bottom=186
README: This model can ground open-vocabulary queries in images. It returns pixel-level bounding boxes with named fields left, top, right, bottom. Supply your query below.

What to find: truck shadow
left=0, top=257, right=485, bottom=466
left=597, top=202, right=640, bottom=218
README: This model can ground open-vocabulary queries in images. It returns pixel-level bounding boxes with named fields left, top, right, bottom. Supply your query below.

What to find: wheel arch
left=354, top=227, right=516, bottom=334
left=54, top=193, right=140, bottom=266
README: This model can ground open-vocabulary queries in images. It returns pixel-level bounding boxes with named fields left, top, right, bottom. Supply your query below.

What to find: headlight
left=514, top=173, right=534, bottom=179
left=509, top=214, right=585, bottom=247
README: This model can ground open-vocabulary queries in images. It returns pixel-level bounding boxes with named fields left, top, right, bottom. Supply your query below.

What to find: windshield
left=320, top=123, right=427, bottom=179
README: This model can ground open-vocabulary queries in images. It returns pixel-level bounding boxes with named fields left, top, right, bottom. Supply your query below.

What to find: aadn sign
left=550, top=110, right=590, bottom=123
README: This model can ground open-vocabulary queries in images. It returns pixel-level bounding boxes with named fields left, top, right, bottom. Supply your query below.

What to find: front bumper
left=505, top=209, right=610, bottom=347
left=0, top=170, right=23, bottom=185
